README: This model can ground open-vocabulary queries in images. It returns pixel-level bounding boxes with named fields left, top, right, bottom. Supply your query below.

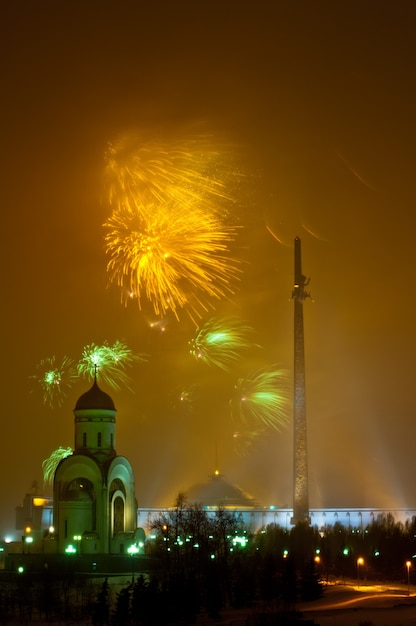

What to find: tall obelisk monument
left=291, top=236, right=311, bottom=524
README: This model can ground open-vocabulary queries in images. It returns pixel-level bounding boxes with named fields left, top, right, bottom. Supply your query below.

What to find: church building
left=53, top=379, right=138, bottom=555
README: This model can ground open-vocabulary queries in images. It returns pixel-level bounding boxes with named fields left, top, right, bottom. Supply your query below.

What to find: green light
left=45, top=370, right=60, bottom=385
left=343, top=548, right=349, bottom=556
left=78, top=341, right=146, bottom=391
left=31, top=356, right=77, bottom=408
left=42, top=446, right=73, bottom=485
left=232, top=535, right=248, bottom=548
left=65, top=544, right=76, bottom=554
left=231, top=366, right=290, bottom=431
left=189, top=317, right=257, bottom=371
left=17, top=565, right=24, bottom=574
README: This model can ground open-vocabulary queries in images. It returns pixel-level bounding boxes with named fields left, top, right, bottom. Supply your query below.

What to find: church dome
left=74, top=380, right=116, bottom=411
left=186, top=472, right=260, bottom=508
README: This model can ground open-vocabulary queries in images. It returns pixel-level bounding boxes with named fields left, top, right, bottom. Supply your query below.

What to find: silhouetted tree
left=280, top=556, right=298, bottom=610
left=111, top=584, right=131, bottom=626
left=299, top=558, right=324, bottom=601
left=204, top=559, right=223, bottom=619
left=231, top=553, right=256, bottom=609
left=92, top=578, right=111, bottom=626
left=289, top=521, right=320, bottom=569
left=257, top=552, right=280, bottom=605
left=131, top=576, right=167, bottom=625
left=149, top=492, right=245, bottom=616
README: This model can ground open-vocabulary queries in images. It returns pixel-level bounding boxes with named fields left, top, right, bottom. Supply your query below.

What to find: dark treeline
left=0, top=499, right=415, bottom=624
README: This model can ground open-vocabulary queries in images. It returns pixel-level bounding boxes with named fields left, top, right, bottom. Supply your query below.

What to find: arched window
left=65, top=478, right=94, bottom=501
left=97, top=432, right=102, bottom=448
left=113, top=496, right=124, bottom=535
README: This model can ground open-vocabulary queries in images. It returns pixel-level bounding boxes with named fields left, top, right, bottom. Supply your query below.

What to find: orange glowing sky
left=1, top=1, right=416, bottom=535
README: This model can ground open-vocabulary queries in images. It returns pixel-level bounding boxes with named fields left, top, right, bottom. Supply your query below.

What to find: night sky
left=2, top=1, right=416, bottom=536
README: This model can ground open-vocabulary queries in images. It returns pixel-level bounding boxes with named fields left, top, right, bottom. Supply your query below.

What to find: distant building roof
left=186, top=472, right=260, bottom=508
left=74, top=380, right=116, bottom=411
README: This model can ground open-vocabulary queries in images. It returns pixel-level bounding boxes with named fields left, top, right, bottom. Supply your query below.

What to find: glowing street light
left=128, top=543, right=139, bottom=582
left=25, top=536, right=33, bottom=554
left=406, top=560, right=412, bottom=596
left=73, top=535, right=82, bottom=553
left=357, top=557, right=364, bottom=588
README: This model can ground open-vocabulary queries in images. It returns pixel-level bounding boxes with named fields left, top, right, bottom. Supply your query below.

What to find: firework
left=149, top=317, right=168, bottom=333
left=189, top=317, right=259, bottom=370
left=105, top=200, right=240, bottom=320
left=172, top=384, right=199, bottom=415
left=104, top=132, right=239, bottom=215
left=77, top=340, right=146, bottom=391
left=232, top=427, right=268, bottom=456
left=42, top=446, right=73, bottom=485
left=103, top=132, right=243, bottom=321
left=230, top=366, right=290, bottom=431
left=30, top=356, right=77, bottom=408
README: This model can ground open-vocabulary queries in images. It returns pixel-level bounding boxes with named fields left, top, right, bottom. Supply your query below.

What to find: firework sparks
left=42, top=446, right=73, bottom=485
left=30, top=356, right=77, bottom=408
left=149, top=317, right=168, bottom=333
left=189, top=317, right=259, bottom=370
left=77, top=340, right=146, bottom=391
left=104, top=132, right=239, bottom=214
left=105, top=201, right=240, bottom=321
left=230, top=366, right=290, bottom=431
left=172, top=384, right=200, bottom=415
left=103, top=132, right=243, bottom=321
left=232, top=427, right=268, bottom=456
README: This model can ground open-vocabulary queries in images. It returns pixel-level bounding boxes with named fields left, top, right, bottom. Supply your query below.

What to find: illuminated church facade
left=52, top=380, right=138, bottom=555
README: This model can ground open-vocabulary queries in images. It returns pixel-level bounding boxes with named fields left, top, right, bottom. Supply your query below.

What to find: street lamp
left=22, top=526, right=32, bottom=554
left=128, top=543, right=139, bottom=582
left=25, top=536, right=33, bottom=554
left=73, top=535, right=82, bottom=553
left=357, top=557, right=364, bottom=588
left=406, top=560, right=411, bottom=596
